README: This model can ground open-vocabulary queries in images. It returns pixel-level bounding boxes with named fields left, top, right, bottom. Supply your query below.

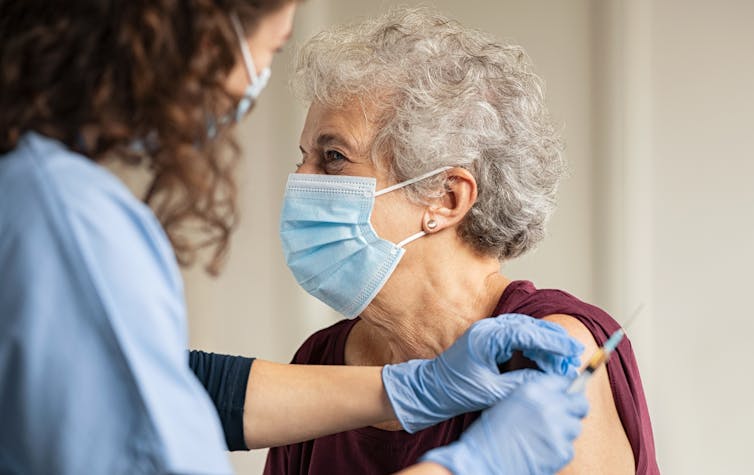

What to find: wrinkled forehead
left=299, top=98, right=387, bottom=157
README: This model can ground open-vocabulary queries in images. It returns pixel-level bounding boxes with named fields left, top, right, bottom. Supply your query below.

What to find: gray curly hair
left=292, top=7, right=565, bottom=260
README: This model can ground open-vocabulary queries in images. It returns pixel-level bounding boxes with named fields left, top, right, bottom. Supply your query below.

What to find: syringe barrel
left=567, top=371, right=591, bottom=394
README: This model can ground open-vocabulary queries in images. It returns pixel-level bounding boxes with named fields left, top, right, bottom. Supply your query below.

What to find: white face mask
left=229, top=12, right=271, bottom=121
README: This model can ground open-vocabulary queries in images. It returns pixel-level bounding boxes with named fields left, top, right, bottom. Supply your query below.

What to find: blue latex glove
left=421, top=374, right=589, bottom=475
left=382, top=313, right=583, bottom=433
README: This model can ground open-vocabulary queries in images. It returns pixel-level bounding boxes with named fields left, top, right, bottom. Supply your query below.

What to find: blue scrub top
left=0, top=133, right=232, bottom=474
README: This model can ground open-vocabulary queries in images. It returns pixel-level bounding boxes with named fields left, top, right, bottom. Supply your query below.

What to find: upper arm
left=542, top=314, right=635, bottom=475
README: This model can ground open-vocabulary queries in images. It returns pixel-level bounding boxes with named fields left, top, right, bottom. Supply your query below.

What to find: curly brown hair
left=0, top=0, right=298, bottom=275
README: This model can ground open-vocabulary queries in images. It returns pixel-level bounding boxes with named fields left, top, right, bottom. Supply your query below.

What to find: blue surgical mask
left=280, top=167, right=452, bottom=318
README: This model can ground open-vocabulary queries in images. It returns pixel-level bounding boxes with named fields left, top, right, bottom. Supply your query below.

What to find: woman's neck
left=346, top=252, right=510, bottom=365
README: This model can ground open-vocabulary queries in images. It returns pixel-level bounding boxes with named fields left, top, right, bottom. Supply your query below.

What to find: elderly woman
left=266, top=8, right=659, bottom=475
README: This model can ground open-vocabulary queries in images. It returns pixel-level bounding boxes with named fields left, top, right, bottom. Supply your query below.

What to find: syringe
left=567, top=304, right=643, bottom=394
left=567, top=328, right=624, bottom=393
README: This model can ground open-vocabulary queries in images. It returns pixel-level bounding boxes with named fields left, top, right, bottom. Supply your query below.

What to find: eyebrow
left=316, top=133, right=355, bottom=153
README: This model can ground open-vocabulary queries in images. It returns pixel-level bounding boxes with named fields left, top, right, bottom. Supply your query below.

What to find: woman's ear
left=421, top=167, right=478, bottom=233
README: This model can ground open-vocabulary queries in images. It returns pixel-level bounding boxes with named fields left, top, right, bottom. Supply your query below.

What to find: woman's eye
left=324, top=150, right=347, bottom=163
left=322, top=150, right=349, bottom=174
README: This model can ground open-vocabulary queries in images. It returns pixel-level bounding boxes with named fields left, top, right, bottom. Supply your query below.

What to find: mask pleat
left=280, top=222, right=360, bottom=253
left=288, top=237, right=368, bottom=285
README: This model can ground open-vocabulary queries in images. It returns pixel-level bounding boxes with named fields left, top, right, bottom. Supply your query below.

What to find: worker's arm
left=247, top=368, right=588, bottom=475
left=190, top=314, right=583, bottom=450
left=242, top=315, right=582, bottom=449
left=242, top=360, right=393, bottom=448
left=189, top=353, right=393, bottom=450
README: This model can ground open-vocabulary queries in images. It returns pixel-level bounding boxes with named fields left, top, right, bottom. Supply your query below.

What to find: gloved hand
left=420, top=374, right=589, bottom=475
left=382, top=313, right=583, bottom=433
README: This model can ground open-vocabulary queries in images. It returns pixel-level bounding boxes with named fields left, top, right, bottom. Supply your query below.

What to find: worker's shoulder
left=0, top=132, right=180, bottom=296
left=0, top=132, right=148, bottom=227
left=0, top=132, right=166, bottom=253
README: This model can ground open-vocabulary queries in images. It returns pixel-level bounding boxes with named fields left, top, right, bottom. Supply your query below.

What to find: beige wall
left=182, top=1, right=754, bottom=473
left=649, top=1, right=754, bottom=472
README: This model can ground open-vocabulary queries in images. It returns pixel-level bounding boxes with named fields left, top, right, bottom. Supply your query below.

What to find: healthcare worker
left=0, top=1, right=588, bottom=474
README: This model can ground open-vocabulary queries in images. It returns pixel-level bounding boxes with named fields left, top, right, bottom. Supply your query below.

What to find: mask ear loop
left=374, top=166, right=453, bottom=197
left=230, top=13, right=259, bottom=84
left=379, top=166, right=454, bottom=253
left=390, top=231, right=426, bottom=255
left=396, top=231, right=426, bottom=249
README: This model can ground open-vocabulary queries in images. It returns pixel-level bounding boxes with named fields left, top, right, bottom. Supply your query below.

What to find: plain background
left=179, top=0, right=754, bottom=473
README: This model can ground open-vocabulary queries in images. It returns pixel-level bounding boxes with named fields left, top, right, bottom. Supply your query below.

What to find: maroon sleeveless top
left=264, top=280, right=660, bottom=474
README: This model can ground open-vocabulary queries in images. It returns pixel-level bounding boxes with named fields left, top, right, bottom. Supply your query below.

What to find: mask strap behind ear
left=375, top=166, right=453, bottom=197
left=230, top=13, right=259, bottom=83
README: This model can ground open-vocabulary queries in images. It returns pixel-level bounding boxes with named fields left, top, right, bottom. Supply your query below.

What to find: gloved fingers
left=490, top=312, right=541, bottom=326
left=521, top=349, right=581, bottom=376
left=532, top=375, right=590, bottom=418
left=559, top=414, right=585, bottom=442
left=492, top=313, right=558, bottom=328
left=497, top=324, right=584, bottom=364
left=525, top=372, right=573, bottom=395
left=565, top=391, right=590, bottom=418
left=468, top=315, right=578, bottom=360
left=555, top=444, right=576, bottom=470
left=418, top=440, right=472, bottom=474
left=528, top=316, right=573, bottom=335
left=490, top=313, right=584, bottom=358
left=492, top=313, right=571, bottom=337
left=518, top=324, right=584, bottom=356
left=495, top=367, right=542, bottom=395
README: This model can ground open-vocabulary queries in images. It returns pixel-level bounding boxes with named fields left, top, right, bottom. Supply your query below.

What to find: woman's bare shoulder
left=542, top=314, right=635, bottom=475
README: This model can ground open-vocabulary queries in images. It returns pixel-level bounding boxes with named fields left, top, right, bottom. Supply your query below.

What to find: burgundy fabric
left=264, top=280, right=660, bottom=474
